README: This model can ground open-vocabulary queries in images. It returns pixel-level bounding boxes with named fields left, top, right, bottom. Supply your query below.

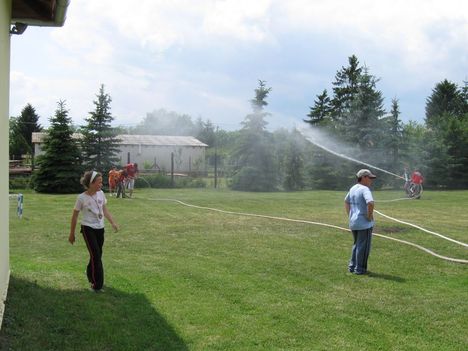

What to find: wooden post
left=171, top=152, right=174, bottom=187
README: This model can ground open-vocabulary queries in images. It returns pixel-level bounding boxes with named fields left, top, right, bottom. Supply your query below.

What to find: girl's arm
left=69, top=209, right=80, bottom=244
left=103, top=205, right=119, bottom=232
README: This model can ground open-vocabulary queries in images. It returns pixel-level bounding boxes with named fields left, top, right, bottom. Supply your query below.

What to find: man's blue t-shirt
left=345, top=183, right=374, bottom=230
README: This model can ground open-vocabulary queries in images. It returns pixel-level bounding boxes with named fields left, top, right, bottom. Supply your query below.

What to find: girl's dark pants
left=81, top=225, right=105, bottom=290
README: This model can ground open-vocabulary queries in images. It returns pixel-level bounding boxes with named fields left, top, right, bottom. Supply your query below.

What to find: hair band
left=90, top=171, right=98, bottom=184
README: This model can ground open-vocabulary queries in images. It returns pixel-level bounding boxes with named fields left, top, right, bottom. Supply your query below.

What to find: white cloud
left=57, top=0, right=276, bottom=54
left=203, top=0, right=273, bottom=42
left=9, top=0, right=468, bottom=129
left=276, top=0, right=468, bottom=81
left=51, top=3, right=114, bottom=65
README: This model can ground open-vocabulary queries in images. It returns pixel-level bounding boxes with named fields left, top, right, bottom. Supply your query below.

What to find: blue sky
left=9, top=0, right=468, bottom=131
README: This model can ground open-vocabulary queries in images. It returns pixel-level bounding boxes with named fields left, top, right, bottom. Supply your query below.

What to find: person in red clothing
left=125, top=163, right=139, bottom=198
left=408, top=169, right=424, bottom=199
left=411, top=170, right=424, bottom=185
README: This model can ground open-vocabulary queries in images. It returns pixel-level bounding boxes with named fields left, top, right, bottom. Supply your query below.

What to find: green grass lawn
left=1, top=189, right=467, bottom=350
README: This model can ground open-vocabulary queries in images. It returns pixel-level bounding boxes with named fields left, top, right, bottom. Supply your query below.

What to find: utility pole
left=214, top=126, right=218, bottom=189
left=171, top=152, right=174, bottom=187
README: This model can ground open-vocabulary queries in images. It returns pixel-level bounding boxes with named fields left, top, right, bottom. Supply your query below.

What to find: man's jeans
left=349, top=227, right=373, bottom=274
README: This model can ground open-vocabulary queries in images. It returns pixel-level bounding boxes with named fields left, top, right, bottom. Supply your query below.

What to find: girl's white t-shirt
left=74, top=190, right=107, bottom=229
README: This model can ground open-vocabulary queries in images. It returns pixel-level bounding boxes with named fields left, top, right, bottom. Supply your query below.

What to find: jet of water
left=298, top=126, right=405, bottom=180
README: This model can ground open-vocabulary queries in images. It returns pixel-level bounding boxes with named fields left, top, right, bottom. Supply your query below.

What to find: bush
left=135, top=174, right=173, bottom=188
left=230, top=166, right=277, bottom=192
left=135, top=174, right=206, bottom=189
left=175, top=177, right=206, bottom=188
left=9, top=176, right=32, bottom=190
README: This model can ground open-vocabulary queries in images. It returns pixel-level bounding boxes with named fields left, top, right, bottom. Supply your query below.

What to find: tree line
left=9, top=55, right=468, bottom=193
left=9, top=85, right=120, bottom=193
left=302, top=55, right=468, bottom=190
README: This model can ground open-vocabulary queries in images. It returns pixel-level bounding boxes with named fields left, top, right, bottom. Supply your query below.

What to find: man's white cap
left=356, top=169, right=377, bottom=179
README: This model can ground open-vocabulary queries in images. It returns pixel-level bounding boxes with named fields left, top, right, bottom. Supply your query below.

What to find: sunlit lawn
left=1, top=188, right=467, bottom=350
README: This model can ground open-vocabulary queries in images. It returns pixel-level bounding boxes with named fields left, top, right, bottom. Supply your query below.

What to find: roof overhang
left=11, top=0, right=70, bottom=27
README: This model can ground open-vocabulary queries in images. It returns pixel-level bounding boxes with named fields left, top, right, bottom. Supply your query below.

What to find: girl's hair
left=80, top=171, right=102, bottom=189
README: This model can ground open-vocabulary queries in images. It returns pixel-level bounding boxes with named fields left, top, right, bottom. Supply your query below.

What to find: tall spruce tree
left=425, top=79, right=464, bottom=128
left=81, top=85, right=120, bottom=171
left=424, top=80, right=468, bottom=187
left=461, top=80, right=468, bottom=114
left=283, top=130, right=305, bottom=191
left=33, top=101, right=82, bottom=193
left=386, top=98, right=403, bottom=170
left=231, top=80, right=277, bottom=191
left=9, top=117, right=27, bottom=160
left=305, top=56, right=389, bottom=188
left=304, top=89, right=332, bottom=126
left=331, top=54, right=363, bottom=121
left=9, top=103, right=42, bottom=160
left=343, top=68, right=386, bottom=148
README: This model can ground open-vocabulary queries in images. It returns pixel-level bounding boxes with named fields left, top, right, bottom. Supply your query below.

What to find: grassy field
left=1, top=188, right=467, bottom=350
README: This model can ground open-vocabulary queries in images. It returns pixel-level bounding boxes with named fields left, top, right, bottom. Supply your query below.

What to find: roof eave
left=11, top=0, right=70, bottom=27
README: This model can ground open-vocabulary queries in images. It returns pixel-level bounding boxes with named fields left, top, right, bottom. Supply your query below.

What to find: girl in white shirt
left=69, top=171, right=119, bottom=291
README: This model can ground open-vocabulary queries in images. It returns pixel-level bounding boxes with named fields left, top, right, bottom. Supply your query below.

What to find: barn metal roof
left=32, top=132, right=208, bottom=147
left=118, top=134, right=208, bottom=147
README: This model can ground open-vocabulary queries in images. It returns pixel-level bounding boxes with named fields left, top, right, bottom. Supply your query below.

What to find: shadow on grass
left=368, top=272, right=406, bottom=283
left=0, top=276, right=188, bottom=351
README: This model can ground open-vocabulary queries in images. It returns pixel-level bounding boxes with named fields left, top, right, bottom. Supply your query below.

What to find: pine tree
left=344, top=69, right=386, bottom=148
left=9, top=103, right=42, bottom=160
left=461, top=80, right=468, bottom=115
left=33, top=101, right=82, bottom=193
left=195, top=118, right=216, bottom=146
left=80, top=85, right=120, bottom=171
left=444, top=117, right=468, bottom=188
left=386, top=98, right=403, bottom=170
left=331, top=54, right=363, bottom=120
left=424, top=80, right=468, bottom=187
left=133, top=109, right=196, bottom=135
left=304, top=89, right=332, bottom=126
left=231, top=80, right=277, bottom=191
left=425, top=79, right=464, bottom=127
left=9, top=117, right=28, bottom=160
left=283, top=131, right=305, bottom=191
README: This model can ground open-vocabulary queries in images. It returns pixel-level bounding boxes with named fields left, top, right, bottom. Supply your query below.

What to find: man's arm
left=367, top=201, right=374, bottom=221
left=345, top=201, right=350, bottom=215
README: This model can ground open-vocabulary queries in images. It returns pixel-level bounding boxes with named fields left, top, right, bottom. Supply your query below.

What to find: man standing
left=344, top=169, right=376, bottom=275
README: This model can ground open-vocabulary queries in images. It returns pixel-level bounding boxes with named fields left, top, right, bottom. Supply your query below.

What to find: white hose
left=375, top=197, right=413, bottom=203
left=146, top=198, right=468, bottom=264
left=375, top=210, right=468, bottom=248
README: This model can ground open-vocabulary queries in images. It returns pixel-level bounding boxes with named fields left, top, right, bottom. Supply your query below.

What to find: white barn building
left=32, top=133, right=208, bottom=173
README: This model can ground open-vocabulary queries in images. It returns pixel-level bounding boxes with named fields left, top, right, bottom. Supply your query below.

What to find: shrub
left=9, top=176, right=32, bottom=190
left=230, top=166, right=277, bottom=192
left=175, top=177, right=206, bottom=188
left=135, top=174, right=207, bottom=188
left=135, top=174, right=173, bottom=188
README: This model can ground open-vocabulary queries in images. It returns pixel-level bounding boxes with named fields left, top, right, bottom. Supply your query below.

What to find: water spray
left=297, top=126, right=404, bottom=179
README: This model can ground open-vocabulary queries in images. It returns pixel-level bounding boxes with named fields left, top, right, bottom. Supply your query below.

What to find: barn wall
left=117, top=145, right=206, bottom=173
